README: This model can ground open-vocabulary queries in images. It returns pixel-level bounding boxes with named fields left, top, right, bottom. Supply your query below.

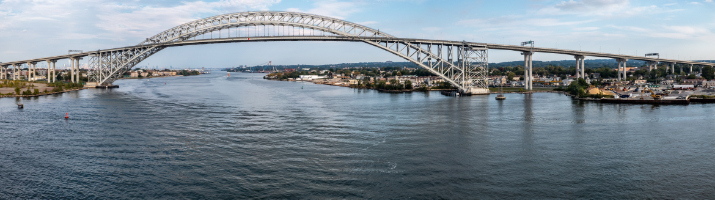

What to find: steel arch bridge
left=47, top=11, right=493, bottom=94
left=2, top=11, right=714, bottom=94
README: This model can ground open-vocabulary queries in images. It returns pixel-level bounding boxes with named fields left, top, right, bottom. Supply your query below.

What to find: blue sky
left=1, top=0, right=713, bottom=69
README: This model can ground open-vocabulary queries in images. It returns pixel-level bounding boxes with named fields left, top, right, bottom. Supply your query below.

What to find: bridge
left=1, top=11, right=713, bottom=95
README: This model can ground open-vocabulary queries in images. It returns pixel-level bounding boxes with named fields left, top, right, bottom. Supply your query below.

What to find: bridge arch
left=88, top=11, right=489, bottom=94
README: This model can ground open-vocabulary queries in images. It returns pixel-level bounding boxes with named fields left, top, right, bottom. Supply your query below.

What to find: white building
left=298, top=75, right=327, bottom=80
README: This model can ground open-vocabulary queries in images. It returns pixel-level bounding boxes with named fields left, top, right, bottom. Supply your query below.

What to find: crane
left=640, top=87, right=661, bottom=100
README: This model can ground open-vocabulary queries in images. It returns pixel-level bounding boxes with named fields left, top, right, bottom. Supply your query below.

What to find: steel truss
left=87, top=11, right=488, bottom=94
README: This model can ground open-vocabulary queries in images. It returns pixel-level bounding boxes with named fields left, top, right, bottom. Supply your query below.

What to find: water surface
left=1, top=73, right=714, bottom=199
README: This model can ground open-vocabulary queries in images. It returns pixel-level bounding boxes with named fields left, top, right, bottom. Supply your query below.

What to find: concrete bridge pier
left=690, top=64, right=693, bottom=75
left=646, top=61, right=655, bottom=72
left=581, top=56, right=585, bottom=79
left=27, top=62, right=37, bottom=81
left=522, top=52, right=533, bottom=90
left=574, top=56, right=581, bottom=79
left=70, top=58, right=75, bottom=83
left=12, top=64, right=18, bottom=80
left=574, top=55, right=585, bottom=79
left=70, top=57, right=82, bottom=83
left=46, top=60, right=57, bottom=83
left=616, top=58, right=627, bottom=81
left=75, top=57, right=82, bottom=83
left=670, top=63, right=675, bottom=75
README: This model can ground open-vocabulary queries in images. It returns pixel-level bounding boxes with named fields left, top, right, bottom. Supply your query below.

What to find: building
left=702, top=81, right=715, bottom=88
left=298, top=75, right=327, bottom=80
left=563, top=79, right=574, bottom=86
left=682, top=79, right=705, bottom=85
left=633, top=80, right=646, bottom=85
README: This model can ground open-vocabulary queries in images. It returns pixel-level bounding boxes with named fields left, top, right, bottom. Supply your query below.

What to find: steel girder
left=89, top=11, right=487, bottom=92
left=141, top=11, right=394, bottom=45
left=89, top=46, right=164, bottom=85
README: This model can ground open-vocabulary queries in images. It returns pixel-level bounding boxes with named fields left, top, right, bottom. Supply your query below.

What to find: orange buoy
left=65, top=113, right=69, bottom=119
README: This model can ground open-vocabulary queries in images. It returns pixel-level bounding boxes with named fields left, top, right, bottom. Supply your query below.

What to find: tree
left=702, top=66, right=715, bottom=81
left=404, top=80, right=413, bottom=89
left=566, top=78, right=589, bottom=97
left=507, top=72, right=515, bottom=81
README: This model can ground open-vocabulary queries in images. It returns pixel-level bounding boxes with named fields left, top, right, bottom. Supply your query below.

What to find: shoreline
left=0, top=88, right=86, bottom=98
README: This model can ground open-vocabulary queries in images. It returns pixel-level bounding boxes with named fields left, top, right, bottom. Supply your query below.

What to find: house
left=562, top=79, right=575, bottom=86
left=682, top=79, right=705, bottom=85
left=660, top=80, right=674, bottom=85
left=633, top=80, right=646, bottom=85
left=702, top=81, right=715, bottom=88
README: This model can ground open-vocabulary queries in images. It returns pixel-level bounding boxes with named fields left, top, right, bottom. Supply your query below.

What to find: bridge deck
left=2, top=36, right=713, bottom=67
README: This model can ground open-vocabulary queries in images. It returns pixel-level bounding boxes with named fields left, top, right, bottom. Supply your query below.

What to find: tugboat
left=495, top=84, right=506, bottom=100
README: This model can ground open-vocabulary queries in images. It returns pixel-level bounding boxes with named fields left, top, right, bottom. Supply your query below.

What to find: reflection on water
left=1, top=73, right=715, bottom=199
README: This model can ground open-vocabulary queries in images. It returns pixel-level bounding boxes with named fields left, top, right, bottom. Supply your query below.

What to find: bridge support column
left=690, top=64, right=693, bottom=75
left=47, top=60, right=56, bottom=83
left=523, top=52, right=533, bottom=90
left=70, top=58, right=75, bottom=83
left=581, top=56, right=585, bottom=79
left=575, top=55, right=585, bottom=79
left=575, top=56, right=581, bottom=79
left=27, top=62, right=36, bottom=81
left=75, top=58, right=81, bottom=83
left=616, top=58, right=627, bottom=81
left=670, top=63, right=675, bottom=75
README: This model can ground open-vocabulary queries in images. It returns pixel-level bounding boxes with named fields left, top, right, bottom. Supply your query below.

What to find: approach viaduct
left=1, top=11, right=713, bottom=94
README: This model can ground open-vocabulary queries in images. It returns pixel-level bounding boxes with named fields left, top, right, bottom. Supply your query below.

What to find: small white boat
left=496, top=85, right=506, bottom=100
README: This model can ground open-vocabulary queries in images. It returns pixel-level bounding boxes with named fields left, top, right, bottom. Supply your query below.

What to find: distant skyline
left=1, top=0, right=714, bottom=69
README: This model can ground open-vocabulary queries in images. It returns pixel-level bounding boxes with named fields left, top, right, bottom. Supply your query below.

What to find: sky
left=1, top=0, right=714, bottom=69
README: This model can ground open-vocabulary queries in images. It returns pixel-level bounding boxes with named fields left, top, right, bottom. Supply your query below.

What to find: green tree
left=507, top=72, right=515, bottom=81
left=404, top=80, right=413, bottom=89
left=566, top=78, right=589, bottom=97
left=15, top=87, right=20, bottom=95
left=702, top=66, right=715, bottom=81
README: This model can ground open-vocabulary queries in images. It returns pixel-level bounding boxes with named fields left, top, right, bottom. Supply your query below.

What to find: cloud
left=611, top=25, right=714, bottom=39
left=302, top=0, right=361, bottom=19
left=536, top=0, right=681, bottom=17
left=537, top=0, right=630, bottom=16
left=457, top=16, right=594, bottom=29
left=357, top=21, right=378, bottom=26
left=0, top=0, right=280, bottom=42
left=574, top=27, right=600, bottom=31
left=706, top=0, right=713, bottom=2
left=421, top=27, right=442, bottom=32
left=96, top=0, right=279, bottom=41
left=690, top=2, right=701, bottom=5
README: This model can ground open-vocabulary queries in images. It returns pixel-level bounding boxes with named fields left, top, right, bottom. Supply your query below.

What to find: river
left=2, top=72, right=714, bottom=199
